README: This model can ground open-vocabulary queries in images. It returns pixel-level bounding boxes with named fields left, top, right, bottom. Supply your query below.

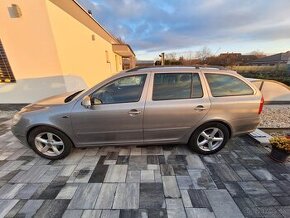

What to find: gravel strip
left=259, top=105, right=290, bottom=128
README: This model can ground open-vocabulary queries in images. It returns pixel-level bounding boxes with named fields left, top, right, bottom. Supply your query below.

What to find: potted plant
left=269, top=137, right=290, bottom=163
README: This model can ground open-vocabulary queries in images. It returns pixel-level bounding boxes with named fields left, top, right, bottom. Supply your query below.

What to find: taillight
left=258, top=96, right=264, bottom=114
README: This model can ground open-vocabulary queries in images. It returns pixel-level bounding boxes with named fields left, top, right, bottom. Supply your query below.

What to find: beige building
left=0, top=0, right=135, bottom=103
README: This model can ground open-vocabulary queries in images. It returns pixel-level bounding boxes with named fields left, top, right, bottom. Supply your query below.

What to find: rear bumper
left=231, top=117, right=260, bottom=137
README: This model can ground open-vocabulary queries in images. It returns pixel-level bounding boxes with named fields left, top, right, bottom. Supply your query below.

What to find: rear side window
left=205, top=74, right=254, bottom=97
left=153, top=73, right=203, bottom=100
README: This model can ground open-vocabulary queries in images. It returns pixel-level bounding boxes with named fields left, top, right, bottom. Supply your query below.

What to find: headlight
left=12, top=113, right=22, bottom=125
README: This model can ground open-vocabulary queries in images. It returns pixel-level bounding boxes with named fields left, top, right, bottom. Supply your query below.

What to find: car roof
left=123, top=66, right=237, bottom=74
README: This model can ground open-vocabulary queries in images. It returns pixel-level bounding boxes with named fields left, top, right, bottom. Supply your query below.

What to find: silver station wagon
left=12, top=66, right=264, bottom=159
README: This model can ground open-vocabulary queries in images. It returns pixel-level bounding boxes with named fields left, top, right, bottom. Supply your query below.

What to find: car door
left=71, top=74, right=148, bottom=146
left=143, top=71, right=211, bottom=143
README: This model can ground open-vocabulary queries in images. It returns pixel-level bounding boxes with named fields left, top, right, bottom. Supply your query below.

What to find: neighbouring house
left=136, top=60, right=155, bottom=67
left=248, top=51, right=290, bottom=66
left=0, top=0, right=135, bottom=104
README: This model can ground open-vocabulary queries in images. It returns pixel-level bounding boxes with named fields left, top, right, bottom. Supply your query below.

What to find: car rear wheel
left=189, top=122, right=229, bottom=154
left=28, top=126, right=72, bottom=160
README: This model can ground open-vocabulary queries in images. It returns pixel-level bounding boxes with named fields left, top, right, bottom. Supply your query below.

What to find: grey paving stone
left=0, top=199, right=19, bottom=217
left=160, top=164, right=175, bottom=176
left=89, top=165, right=109, bottom=183
left=148, top=209, right=167, bottom=218
left=104, top=165, right=127, bottom=183
left=154, top=170, right=162, bottom=183
left=95, top=183, right=117, bottom=209
left=82, top=210, right=102, bottom=218
left=58, top=165, right=77, bottom=177
left=126, top=170, right=141, bottom=183
left=277, top=206, right=290, bottom=218
left=180, top=190, right=192, bottom=208
left=257, top=206, right=283, bottom=218
left=176, top=176, right=194, bottom=189
left=250, top=168, right=278, bottom=181
left=0, top=160, right=25, bottom=171
left=205, top=189, right=244, bottom=218
left=15, top=183, right=40, bottom=199
left=141, top=170, right=154, bottom=182
left=166, top=198, right=183, bottom=210
left=68, top=184, right=102, bottom=209
left=17, top=200, right=44, bottom=217
left=224, top=182, right=247, bottom=197
left=188, top=169, right=217, bottom=189
left=187, top=190, right=212, bottom=210
left=140, top=183, right=164, bottom=209
left=129, top=156, right=147, bottom=170
left=274, top=180, right=290, bottom=195
left=101, top=210, right=120, bottom=218
left=230, top=163, right=257, bottom=181
left=38, top=166, right=63, bottom=183
left=186, top=154, right=206, bottom=169
left=147, top=155, right=159, bottom=164
left=3, top=199, right=26, bottom=218
left=261, top=181, right=287, bottom=197
left=56, top=184, right=78, bottom=199
left=238, top=181, right=269, bottom=195
left=38, top=182, right=66, bottom=199
left=34, top=199, right=70, bottom=218
left=119, top=209, right=148, bottom=218
left=172, top=164, right=188, bottom=176
left=10, top=165, right=51, bottom=183
left=233, top=197, right=262, bottom=217
left=209, top=163, right=241, bottom=182
left=162, top=176, right=180, bottom=198
left=116, top=155, right=129, bottom=164
left=0, top=183, right=24, bottom=199
left=185, top=208, right=215, bottom=218
left=275, top=196, right=290, bottom=206
left=147, top=164, right=159, bottom=170
left=113, top=183, right=139, bottom=209
left=62, top=209, right=83, bottom=218
left=167, top=209, right=186, bottom=218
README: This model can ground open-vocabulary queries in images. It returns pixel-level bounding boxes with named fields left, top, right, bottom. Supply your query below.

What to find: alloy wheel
left=34, top=132, right=65, bottom=157
left=196, top=127, right=224, bottom=151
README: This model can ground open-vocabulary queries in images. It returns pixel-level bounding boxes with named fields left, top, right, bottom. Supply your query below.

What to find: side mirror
left=92, top=97, right=102, bottom=105
left=81, top=96, right=92, bottom=108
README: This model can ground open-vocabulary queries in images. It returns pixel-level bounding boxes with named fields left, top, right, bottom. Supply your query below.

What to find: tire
left=188, top=122, right=230, bottom=155
left=28, top=126, right=73, bottom=160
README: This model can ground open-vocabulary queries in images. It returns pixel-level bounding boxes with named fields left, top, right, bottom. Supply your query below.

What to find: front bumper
left=11, top=125, right=28, bottom=146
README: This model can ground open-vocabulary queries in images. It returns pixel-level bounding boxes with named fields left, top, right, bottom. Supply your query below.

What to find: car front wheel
left=189, top=122, right=229, bottom=155
left=28, top=126, right=72, bottom=160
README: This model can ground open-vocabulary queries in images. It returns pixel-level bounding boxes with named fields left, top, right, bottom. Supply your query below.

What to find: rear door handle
left=194, top=105, right=206, bottom=111
left=129, top=109, right=141, bottom=116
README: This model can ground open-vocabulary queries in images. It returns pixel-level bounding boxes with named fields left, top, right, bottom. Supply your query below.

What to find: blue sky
left=77, top=0, right=290, bottom=60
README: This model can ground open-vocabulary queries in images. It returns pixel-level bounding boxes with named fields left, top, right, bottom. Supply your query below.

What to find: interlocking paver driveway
left=0, top=118, right=290, bottom=217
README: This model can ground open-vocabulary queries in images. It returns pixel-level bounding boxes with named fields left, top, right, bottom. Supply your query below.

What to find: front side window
left=91, top=75, right=146, bottom=104
left=205, top=74, right=254, bottom=97
left=153, top=73, right=203, bottom=100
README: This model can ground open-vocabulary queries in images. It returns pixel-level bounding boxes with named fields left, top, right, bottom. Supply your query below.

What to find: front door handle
left=194, top=105, right=206, bottom=111
left=129, top=109, right=141, bottom=116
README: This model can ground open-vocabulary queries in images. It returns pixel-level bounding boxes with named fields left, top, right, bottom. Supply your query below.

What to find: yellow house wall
left=0, top=0, right=62, bottom=79
left=45, top=0, right=123, bottom=88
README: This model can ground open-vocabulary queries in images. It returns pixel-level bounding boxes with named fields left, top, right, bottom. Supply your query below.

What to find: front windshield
left=64, top=90, right=85, bottom=103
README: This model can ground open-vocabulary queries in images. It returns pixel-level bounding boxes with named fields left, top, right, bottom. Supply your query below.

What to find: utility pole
left=159, top=52, right=165, bottom=66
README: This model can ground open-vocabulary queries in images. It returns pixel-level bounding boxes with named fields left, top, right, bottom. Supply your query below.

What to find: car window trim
left=90, top=74, right=147, bottom=105
left=205, top=73, right=254, bottom=97
left=152, top=72, right=204, bottom=101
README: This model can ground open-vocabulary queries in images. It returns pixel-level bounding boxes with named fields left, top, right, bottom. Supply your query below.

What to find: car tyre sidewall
left=28, top=126, right=72, bottom=160
left=189, top=122, right=229, bottom=155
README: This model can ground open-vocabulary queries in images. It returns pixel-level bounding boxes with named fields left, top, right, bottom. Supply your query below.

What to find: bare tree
left=249, top=50, right=266, bottom=58
left=196, top=46, right=212, bottom=61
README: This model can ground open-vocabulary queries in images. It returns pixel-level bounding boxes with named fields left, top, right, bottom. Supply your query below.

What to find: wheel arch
left=26, top=124, right=76, bottom=148
left=189, top=119, right=233, bottom=143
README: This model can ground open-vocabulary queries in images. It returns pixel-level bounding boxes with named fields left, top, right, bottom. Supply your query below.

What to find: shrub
left=270, top=137, right=290, bottom=153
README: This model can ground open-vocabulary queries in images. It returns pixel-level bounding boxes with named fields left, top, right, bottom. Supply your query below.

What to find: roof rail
left=126, top=65, right=226, bottom=72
